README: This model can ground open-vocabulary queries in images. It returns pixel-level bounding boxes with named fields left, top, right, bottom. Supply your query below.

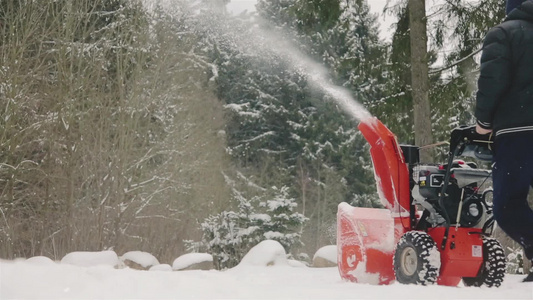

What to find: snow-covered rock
left=238, top=240, right=288, bottom=267
left=61, top=250, right=119, bottom=268
left=312, top=245, right=337, bottom=268
left=149, top=264, right=173, bottom=272
left=25, top=256, right=56, bottom=265
left=120, top=251, right=159, bottom=270
left=172, top=253, right=213, bottom=271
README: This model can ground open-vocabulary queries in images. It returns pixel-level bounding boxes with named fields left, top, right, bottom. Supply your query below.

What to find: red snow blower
left=337, top=118, right=506, bottom=287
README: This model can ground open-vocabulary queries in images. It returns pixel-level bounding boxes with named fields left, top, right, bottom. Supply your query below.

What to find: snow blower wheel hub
left=399, top=247, right=417, bottom=276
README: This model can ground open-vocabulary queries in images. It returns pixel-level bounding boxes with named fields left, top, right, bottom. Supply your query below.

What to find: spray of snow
left=244, top=21, right=373, bottom=122
left=190, top=4, right=373, bottom=123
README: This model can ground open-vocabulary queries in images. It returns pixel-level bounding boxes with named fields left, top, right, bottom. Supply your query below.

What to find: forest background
left=1, top=0, right=529, bottom=272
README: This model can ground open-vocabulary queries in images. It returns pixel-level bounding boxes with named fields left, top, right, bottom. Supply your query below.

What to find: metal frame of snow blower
left=433, top=125, right=495, bottom=249
left=418, top=125, right=494, bottom=285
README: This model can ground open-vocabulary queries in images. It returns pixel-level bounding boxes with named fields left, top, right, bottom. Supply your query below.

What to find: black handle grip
left=449, top=125, right=494, bottom=161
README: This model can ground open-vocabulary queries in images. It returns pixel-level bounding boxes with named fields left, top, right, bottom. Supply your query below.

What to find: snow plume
left=244, top=19, right=373, bottom=122
left=252, top=27, right=372, bottom=121
left=183, top=2, right=373, bottom=123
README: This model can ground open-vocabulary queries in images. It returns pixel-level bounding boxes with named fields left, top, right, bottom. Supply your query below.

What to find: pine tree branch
left=428, top=48, right=482, bottom=75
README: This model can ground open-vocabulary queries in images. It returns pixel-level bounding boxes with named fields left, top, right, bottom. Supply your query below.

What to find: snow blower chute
left=337, top=118, right=506, bottom=287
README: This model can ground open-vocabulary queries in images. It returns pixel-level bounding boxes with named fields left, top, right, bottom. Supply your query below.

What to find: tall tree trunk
left=408, top=0, right=433, bottom=162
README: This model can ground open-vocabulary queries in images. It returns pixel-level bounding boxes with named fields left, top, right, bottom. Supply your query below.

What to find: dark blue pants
left=493, top=132, right=533, bottom=260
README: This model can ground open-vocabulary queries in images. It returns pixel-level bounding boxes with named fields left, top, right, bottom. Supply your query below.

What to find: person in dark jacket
left=475, top=0, right=533, bottom=282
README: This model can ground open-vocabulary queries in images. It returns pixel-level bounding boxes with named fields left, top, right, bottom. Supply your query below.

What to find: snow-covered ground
left=1, top=241, right=531, bottom=299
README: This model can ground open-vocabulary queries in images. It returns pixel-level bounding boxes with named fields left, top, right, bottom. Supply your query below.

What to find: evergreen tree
left=195, top=182, right=306, bottom=269
left=258, top=186, right=307, bottom=252
left=210, top=0, right=387, bottom=253
left=429, top=0, right=505, bottom=153
left=197, top=192, right=262, bottom=269
left=408, top=0, right=433, bottom=162
left=379, top=0, right=506, bottom=151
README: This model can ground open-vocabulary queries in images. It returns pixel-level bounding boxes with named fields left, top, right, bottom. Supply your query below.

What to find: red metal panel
left=337, top=204, right=400, bottom=285
left=358, top=118, right=411, bottom=231
left=428, top=227, right=484, bottom=280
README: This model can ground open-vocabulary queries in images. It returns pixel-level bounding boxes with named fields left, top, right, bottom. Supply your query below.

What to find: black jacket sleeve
left=475, top=27, right=512, bottom=130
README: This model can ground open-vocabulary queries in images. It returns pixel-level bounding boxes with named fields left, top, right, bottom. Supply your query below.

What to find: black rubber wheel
left=393, top=231, right=441, bottom=285
left=463, top=238, right=506, bottom=287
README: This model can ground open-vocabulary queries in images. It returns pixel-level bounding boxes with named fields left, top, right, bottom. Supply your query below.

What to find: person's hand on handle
left=476, top=124, right=492, bottom=135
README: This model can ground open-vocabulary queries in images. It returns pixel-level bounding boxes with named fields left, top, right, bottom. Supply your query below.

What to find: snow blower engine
left=337, top=118, right=506, bottom=287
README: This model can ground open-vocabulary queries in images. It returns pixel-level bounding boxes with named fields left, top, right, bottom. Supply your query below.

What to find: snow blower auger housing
left=337, top=118, right=506, bottom=287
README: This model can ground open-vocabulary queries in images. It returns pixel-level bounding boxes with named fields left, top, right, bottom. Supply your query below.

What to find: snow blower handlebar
left=449, top=125, right=494, bottom=162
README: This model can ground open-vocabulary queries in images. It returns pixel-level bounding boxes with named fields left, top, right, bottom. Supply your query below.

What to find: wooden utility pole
left=408, top=0, right=434, bottom=163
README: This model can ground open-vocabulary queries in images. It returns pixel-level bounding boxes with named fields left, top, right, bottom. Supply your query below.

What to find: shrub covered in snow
left=191, top=185, right=307, bottom=269
left=259, top=187, right=308, bottom=251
